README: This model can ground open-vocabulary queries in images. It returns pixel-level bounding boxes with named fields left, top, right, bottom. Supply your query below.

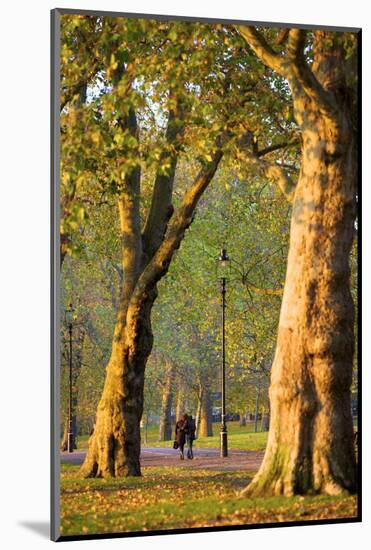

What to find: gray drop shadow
left=18, top=521, right=50, bottom=539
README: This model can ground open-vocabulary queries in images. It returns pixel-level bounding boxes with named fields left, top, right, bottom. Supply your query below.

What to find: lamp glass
left=217, top=248, right=230, bottom=276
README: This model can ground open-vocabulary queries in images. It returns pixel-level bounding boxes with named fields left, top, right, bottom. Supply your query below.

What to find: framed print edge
left=51, top=8, right=362, bottom=541
left=51, top=7, right=61, bottom=543
left=356, top=28, right=362, bottom=523
left=54, top=6, right=360, bottom=33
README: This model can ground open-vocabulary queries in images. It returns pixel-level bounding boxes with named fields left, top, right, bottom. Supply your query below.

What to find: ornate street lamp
left=65, top=303, right=76, bottom=453
left=217, top=248, right=230, bottom=458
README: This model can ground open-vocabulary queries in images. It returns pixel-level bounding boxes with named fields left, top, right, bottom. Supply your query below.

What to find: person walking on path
left=186, top=414, right=196, bottom=459
left=175, top=414, right=188, bottom=460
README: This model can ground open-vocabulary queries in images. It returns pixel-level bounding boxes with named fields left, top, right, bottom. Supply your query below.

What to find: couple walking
left=175, top=414, right=196, bottom=459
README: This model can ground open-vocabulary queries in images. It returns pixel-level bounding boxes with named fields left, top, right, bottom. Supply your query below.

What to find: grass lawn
left=60, top=463, right=357, bottom=537
left=76, top=421, right=268, bottom=452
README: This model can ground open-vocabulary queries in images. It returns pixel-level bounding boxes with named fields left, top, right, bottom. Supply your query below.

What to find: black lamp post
left=218, top=248, right=230, bottom=458
left=65, top=303, right=75, bottom=453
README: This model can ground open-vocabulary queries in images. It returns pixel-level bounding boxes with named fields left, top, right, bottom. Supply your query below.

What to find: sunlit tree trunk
left=175, top=379, right=186, bottom=420
left=198, top=387, right=213, bottom=437
left=158, top=360, right=175, bottom=441
left=239, top=28, right=358, bottom=496
left=80, top=288, right=155, bottom=476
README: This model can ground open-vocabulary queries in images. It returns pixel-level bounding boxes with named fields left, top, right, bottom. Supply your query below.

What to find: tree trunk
left=246, top=131, right=357, bottom=494
left=195, top=392, right=202, bottom=435
left=254, top=384, right=260, bottom=433
left=199, top=389, right=213, bottom=437
left=246, top=118, right=357, bottom=492
left=143, top=412, right=149, bottom=445
left=158, top=360, right=175, bottom=441
left=239, top=413, right=246, bottom=427
left=60, top=415, right=77, bottom=452
left=261, top=405, right=270, bottom=432
left=175, top=379, right=186, bottom=420
left=80, top=289, right=155, bottom=477
left=240, top=30, right=358, bottom=498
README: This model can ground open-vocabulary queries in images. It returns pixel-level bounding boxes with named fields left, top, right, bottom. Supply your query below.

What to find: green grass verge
left=71, top=418, right=358, bottom=453
left=60, top=464, right=357, bottom=536
left=74, top=422, right=268, bottom=452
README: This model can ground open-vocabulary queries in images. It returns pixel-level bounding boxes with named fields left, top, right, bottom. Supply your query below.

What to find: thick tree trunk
left=245, top=104, right=357, bottom=496
left=80, top=290, right=155, bottom=478
left=158, top=361, right=175, bottom=441
left=239, top=29, right=358, bottom=497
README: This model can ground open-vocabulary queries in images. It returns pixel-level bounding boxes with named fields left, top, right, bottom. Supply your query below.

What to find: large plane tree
left=237, top=27, right=358, bottom=496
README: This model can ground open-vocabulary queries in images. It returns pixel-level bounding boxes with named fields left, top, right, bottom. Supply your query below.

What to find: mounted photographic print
left=51, top=7, right=361, bottom=542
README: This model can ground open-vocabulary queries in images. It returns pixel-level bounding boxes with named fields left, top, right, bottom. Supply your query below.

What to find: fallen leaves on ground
left=60, top=464, right=358, bottom=536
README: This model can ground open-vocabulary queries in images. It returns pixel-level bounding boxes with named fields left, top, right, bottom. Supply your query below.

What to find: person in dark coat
left=175, top=414, right=187, bottom=459
left=186, top=415, right=196, bottom=459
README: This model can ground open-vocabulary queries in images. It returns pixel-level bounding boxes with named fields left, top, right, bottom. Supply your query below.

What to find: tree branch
left=116, top=107, right=142, bottom=327
left=60, top=65, right=97, bottom=112
left=287, top=29, right=337, bottom=116
left=237, top=26, right=286, bottom=75
left=238, top=26, right=336, bottom=118
left=276, top=28, right=289, bottom=46
left=287, top=28, right=306, bottom=60
left=243, top=150, right=297, bottom=203
left=142, top=96, right=186, bottom=262
left=243, top=280, right=283, bottom=296
left=261, top=161, right=297, bottom=203
left=131, top=149, right=224, bottom=303
left=257, top=139, right=299, bottom=158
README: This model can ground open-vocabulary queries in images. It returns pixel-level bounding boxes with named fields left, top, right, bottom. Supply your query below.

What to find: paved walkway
left=61, top=446, right=264, bottom=472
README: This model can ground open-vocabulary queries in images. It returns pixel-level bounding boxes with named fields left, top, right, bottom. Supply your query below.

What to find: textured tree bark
left=80, top=289, right=156, bottom=477
left=158, top=361, right=175, bottom=441
left=239, top=30, right=358, bottom=496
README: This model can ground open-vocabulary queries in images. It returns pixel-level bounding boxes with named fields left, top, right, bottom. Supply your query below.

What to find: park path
left=60, top=446, right=264, bottom=472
